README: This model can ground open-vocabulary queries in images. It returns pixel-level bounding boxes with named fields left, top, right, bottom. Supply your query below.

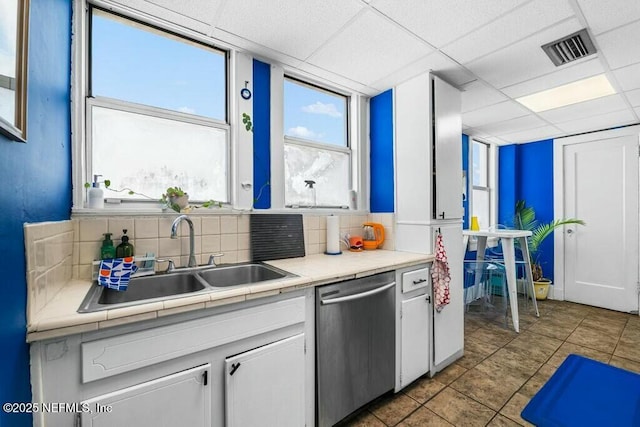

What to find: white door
left=563, top=135, right=639, bottom=312
left=80, top=364, right=211, bottom=427
left=401, top=294, right=430, bottom=388
left=225, top=334, right=305, bottom=427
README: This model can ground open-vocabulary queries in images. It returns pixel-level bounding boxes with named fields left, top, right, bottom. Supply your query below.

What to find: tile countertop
left=27, top=250, right=434, bottom=342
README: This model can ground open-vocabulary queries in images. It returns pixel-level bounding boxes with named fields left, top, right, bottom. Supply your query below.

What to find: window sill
left=71, top=206, right=371, bottom=218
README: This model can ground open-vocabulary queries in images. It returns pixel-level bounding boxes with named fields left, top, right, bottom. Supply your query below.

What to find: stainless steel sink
left=77, top=271, right=211, bottom=313
left=77, top=262, right=295, bottom=313
left=196, top=263, right=292, bottom=288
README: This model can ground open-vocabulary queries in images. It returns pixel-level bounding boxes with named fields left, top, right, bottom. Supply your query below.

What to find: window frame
left=471, top=139, right=493, bottom=229
left=282, top=75, right=353, bottom=209
left=73, top=3, right=231, bottom=210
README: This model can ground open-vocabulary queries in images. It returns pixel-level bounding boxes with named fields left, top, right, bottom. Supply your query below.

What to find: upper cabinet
left=394, top=73, right=462, bottom=222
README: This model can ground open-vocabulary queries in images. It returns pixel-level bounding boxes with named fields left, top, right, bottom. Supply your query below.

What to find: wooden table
left=463, top=229, right=539, bottom=332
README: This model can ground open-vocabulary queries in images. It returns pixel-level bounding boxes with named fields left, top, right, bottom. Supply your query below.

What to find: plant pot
left=170, top=195, right=189, bottom=208
left=533, top=279, right=552, bottom=300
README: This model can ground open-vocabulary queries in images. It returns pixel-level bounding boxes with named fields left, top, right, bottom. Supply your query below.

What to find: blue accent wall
left=370, top=89, right=394, bottom=212
left=498, top=139, right=555, bottom=280
left=462, top=134, right=469, bottom=228
left=252, top=59, right=271, bottom=208
left=0, top=1, right=72, bottom=425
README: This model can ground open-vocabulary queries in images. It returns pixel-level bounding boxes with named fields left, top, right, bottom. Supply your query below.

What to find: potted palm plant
left=514, top=200, right=585, bottom=300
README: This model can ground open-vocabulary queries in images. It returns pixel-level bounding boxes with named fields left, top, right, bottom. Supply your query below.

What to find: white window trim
left=71, top=0, right=238, bottom=212
left=469, top=138, right=498, bottom=228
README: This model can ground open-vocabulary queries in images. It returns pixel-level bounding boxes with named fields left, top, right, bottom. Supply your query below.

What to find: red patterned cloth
left=432, top=233, right=451, bottom=312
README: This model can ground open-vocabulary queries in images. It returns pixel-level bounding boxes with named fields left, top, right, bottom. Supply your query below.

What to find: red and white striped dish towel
left=432, top=233, right=451, bottom=312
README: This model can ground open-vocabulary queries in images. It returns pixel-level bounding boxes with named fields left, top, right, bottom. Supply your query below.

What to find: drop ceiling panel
left=306, top=9, right=433, bottom=85
left=626, top=89, right=640, bottom=107
left=370, top=0, right=527, bottom=48
left=576, top=0, right=640, bottom=35
left=501, top=57, right=604, bottom=98
left=538, top=94, right=628, bottom=123
left=461, top=81, right=508, bottom=113
left=112, top=0, right=213, bottom=34
left=143, top=0, right=224, bottom=25
left=442, top=0, right=575, bottom=64
left=472, top=114, right=549, bottom=136
left=612, top=62, right=640, bottom=91
left=465, top=19, right=583, bottom=89
left=596, top=20, right=640, bottom=69
left=462, top=100, right=531, bottom=128
left=215, top=0, right=364, bottom=59
left=555, top=109, right=636, bottom=134
left=369, top=51, right=474, bottom=92
left=497, top=125, right=563, bottom=143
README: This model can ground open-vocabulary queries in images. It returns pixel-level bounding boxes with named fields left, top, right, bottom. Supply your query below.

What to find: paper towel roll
left=325, top=215, right=341, bottom=255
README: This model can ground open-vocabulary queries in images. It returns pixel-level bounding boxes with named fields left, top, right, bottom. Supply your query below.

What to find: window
left=472, top=140, right=491, bottom=229
left=283, top=78, right=350, bottom=207
left=86, top=8, right=228, bottom=204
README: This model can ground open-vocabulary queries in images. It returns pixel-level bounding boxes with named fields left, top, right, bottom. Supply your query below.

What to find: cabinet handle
left=202, top=370, right=208, bottom=386
left=412, top=278, right=427, bottom=285
left=439, top=211, right=445, bottom=219
left=229, top=362, right=241, bottom=376
left=426, top=295, right=431, bottom=303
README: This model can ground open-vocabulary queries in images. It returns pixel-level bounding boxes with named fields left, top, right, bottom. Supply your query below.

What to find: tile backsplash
left=25, top=212, right=396, bottom=295
left=24, top=220, right=74, bottom=321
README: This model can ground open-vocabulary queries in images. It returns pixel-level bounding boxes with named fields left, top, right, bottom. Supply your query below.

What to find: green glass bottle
left=116, top=229, right=135, bottom=258
left=100, top=233, right=116, bottom=260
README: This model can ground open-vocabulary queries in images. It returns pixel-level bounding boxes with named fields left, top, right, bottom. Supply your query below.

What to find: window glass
left=86, top=8, right=229, bottom=206
left=472, top=140, right=488, bottom=187
left=472, top=188, right=490, bottom=230
left=284, top=143, right=350, bottom=207
left=91, top=105, right=228, bottom=202
left=91, top=9, right=226, bottom=121
left=283, top=79, right=347, bottom=147
left=283, top=78, right=350, bottom=207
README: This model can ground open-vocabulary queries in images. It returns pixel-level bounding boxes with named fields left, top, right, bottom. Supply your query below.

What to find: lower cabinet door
left=80, top=364, right=211, bottom=427
left=401, top=295, right=430, bottom=388
left=225, top=334, right=305, bottom=427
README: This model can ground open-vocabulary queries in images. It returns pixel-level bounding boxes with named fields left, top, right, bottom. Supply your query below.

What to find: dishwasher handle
left=320, top=282, right=395, bottom=305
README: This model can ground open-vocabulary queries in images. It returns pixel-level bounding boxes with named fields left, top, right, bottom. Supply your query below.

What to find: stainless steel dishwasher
left=316, top=271, right=396, bottom=427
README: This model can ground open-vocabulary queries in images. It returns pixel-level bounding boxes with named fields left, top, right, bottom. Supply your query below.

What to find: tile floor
left=343, top=296, right=640, bottom=426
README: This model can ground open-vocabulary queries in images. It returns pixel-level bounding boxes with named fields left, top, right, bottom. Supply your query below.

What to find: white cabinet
left=225, top=334, right=305, bottom=427
left=396, top=265, right=431, bottom=391
left=432, top=223, right=464, bottom=371
left=400, top=295, right=430, bottom=388
left=394, top=73, right=462, bottom=229
left=433, top=77, right=463, bottom=220
left=80, top=364, right=211, bottom=427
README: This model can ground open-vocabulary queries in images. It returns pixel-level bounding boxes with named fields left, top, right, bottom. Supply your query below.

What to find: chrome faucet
left=170, top=215, right=197, bottom=268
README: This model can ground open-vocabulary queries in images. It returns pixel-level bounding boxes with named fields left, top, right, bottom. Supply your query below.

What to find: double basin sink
left=78, top=262, right=295, bottom=313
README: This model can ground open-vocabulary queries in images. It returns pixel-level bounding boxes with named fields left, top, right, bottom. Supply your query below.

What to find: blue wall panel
left=252, top=59, right=271, bottom=209
left=517, top=139, right=554, bottom=280
left=370, top=89, right=394, bottom=212
left=0, top=1, right=72, bottom=425
left=498, top=139, right=555, bottom=280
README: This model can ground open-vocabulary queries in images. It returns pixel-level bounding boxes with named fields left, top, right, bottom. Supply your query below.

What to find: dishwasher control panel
left=401, top=267, right=430, bottom=293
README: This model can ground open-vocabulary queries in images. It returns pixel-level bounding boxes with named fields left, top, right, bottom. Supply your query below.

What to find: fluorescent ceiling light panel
left=515, top=74, right=615, bottom=112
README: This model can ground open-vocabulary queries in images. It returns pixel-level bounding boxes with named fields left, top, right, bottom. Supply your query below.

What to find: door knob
left=567, top=229, right=574, bottom=234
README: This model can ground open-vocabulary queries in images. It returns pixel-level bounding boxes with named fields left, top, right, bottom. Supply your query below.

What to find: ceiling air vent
left=542, top=29, right=596, bottom=66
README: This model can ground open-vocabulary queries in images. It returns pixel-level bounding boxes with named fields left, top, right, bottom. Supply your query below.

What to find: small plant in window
left=161, top=187, right=189, bottom=212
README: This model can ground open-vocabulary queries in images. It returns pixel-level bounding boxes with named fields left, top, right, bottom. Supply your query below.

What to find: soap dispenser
left=116, top=229, right=135, bottom=258
left=100, top=233, right=116, bottom=260
left=87, top=174, right=104, bottom=209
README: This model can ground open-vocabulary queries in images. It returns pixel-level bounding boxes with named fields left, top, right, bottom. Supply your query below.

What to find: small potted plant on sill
left=162, top=187, right=189, bottom=212
left=514, top=200, right=585, bottom=300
